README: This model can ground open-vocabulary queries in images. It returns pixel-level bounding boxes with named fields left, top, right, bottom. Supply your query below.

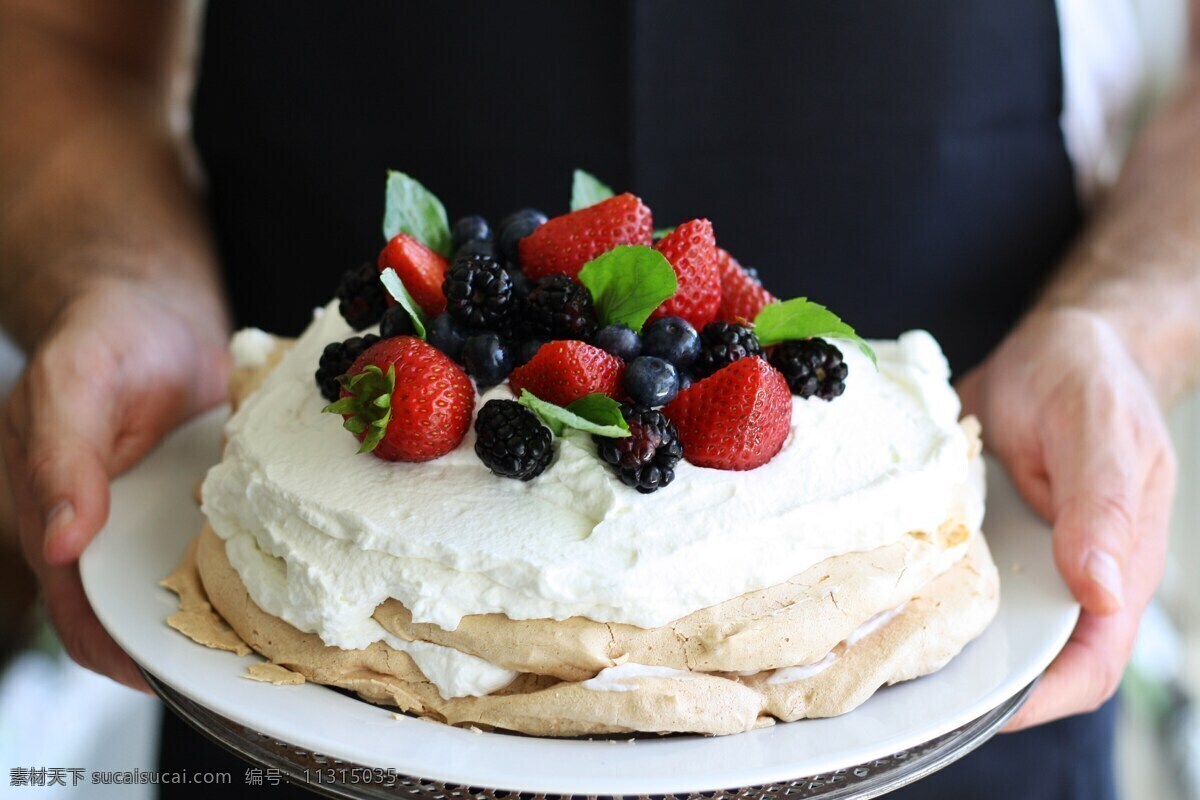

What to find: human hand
left=957, top=307, right=1177, bottom=730
left=1, top=280, right=229, bottom=691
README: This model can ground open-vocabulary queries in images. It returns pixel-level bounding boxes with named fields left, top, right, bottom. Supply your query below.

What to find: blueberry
left=593, top=324, right=642, bottom=362
left=516, top=339, right=544, bottom=367
left=678, top=372, right=693, bottom=391
left=379, top=305, right=415, bottom=339
left=455, top=239, right=498, bottom=260
left=462, top=333, right=514, bottom=388
left=642, top=316, right=701, bottom=369
left=505, top=262, right=532, bottom=298
left=451, top=215, right=492, bottom=250
left=623, top=356, right=680, bottom=408
left=426, top=313, right=468, bottom=362
left=498, top=208, right=547, bottom=263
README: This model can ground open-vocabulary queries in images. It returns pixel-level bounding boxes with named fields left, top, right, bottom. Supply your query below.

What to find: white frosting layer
left=581, top=663, right=699, bottom=692
left=202, top=302, right=980, bottom=646
left=223, top=531, right=517, bottom=699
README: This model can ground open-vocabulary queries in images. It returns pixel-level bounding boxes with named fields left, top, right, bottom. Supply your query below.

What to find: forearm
left=1040, top=65, right=1200, bottom=408
left=0, top=0, right=228, bottom=352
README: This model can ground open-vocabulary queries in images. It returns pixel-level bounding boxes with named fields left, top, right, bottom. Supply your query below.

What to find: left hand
left=957, top=307, right=1176, bottom=731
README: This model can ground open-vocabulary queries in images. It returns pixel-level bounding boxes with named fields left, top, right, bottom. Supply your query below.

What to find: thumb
left=8, top=360, right=117, bottom=566
left=1043, top=417, right=1137, bottom=616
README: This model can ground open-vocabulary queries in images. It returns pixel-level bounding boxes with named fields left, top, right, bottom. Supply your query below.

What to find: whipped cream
left=581, top=663, right=699, bottom=692
left=230, top=327, right=280, bottom=369
left=202, top=302, right=981, bottom=647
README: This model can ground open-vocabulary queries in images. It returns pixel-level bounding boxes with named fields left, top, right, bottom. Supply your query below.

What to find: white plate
left=80, top=407, right=1078, bottom=795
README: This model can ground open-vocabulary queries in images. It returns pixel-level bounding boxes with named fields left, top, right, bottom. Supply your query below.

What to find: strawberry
left=326, top=336, right=474, bottom=462
left=663, top=356, right=791, bottom=471
left=518, top=193, right=653, bottom=281
left=508, top=341, right=624, bottom=408
left=377, top=234, right=450, bottom=317
left=716, top=246, right=776, bottom=323
left=648, top=219, right=721, bottom=329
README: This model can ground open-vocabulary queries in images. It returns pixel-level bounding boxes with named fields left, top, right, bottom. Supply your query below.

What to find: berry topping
left=663, top=357, right=792, bottom=471
left=641, top=316, right=701, bottom=369
left=623, top=356, right=680, bottom=408
left=518, top=193, right=653, bottom=281
left=648, top=219, right=721, bottom=328
left=693, top=321, right=763, bottom=379
left=443, top=254, right=515, bottom=330
left=377, top=233, right=450, bottom=317
left=594, top=405, right=684, bottom=494
left=426, top=313, right=468, bottom=362
left=315, top=334, right=380, bottom=402
left=455, top=239, right=499, bottom=260
left=522, top=274, right=599, bottom=341
left=592, top=323, right=642, bottom=362
left=474, top=399, right=554, bottom=481
left=324, top=337, right=475, bottom=462
left=769, top=338, right=849, bottom=401
left=451, top=215, right=492, bottom=250
left=508, top=340, right=625, bottom=408
left=379, top=305, right=415, bottom=339
left=715, top=247, right=776, bottom=323
left=336, top=261, right=389, bottom=330
left=461, top=333, right=515, bottom=388
left=498, top=208, right=548, bottom=264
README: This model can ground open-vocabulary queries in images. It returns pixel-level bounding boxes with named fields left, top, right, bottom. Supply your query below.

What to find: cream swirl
left=202, top=303, right=979, bottom=645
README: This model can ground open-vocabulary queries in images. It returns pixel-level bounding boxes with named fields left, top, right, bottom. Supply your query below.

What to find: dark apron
left=165, top=3, right=1111, bottom=798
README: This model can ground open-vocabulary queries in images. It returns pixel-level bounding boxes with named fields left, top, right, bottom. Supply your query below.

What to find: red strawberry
left=649, top=219, right=721, bottom=329
left=330, top=336, right=474, bottom=462
left=377, top=234, right=450, bottom=317
left=518, top=193, right=653, bottom=281
left=663, top=356, right=792, bottom=471
left=716, top=247, right=776, bottom=323
left=508, top=341, right=624, bottom=408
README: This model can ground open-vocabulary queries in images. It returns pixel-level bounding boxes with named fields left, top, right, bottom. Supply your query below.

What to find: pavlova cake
left=163, top=171, right=999, bottom=736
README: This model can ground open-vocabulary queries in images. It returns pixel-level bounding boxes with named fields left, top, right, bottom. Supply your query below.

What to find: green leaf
left=382, top=170, right=452, bottom=257
left=379, top=268, right=427, bottom=339
left=517, top=390, right=631, bottom=438
left=652, top=226, right=677, bottom=240
left=753, top=298, right=877, bottom=366
left=570, top=169, right=615, bottom=211
left=322, top=364, right=396, bottom=453
left=577, top=245, right=677, bottom=333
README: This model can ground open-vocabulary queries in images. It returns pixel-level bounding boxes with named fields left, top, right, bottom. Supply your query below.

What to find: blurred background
left=0, top=1, right=1198, bottom=798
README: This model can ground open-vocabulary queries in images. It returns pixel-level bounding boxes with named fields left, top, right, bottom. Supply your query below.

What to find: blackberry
left=443, top=254, right=515, bottom=330
left=336, top=261, right=388, bottom=330
left=594, top=405, right=684, bottom=494
left=693, top=322, right=763, bottom=379
left=770, top=338, right=848, bottom=400
left=522, top=274, right=598, bottom=341
left=474, top=399, right=553, bottom=481
left=315, top=334, right=379, bottom=402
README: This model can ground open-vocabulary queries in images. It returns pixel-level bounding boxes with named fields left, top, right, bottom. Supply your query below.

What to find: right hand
left=1, top=280, right=229, bottom=691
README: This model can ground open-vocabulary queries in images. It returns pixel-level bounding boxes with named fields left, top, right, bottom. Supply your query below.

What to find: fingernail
left=1084, top=549, right=1124, bottom=609
left=44, top=501, right=75, bottom=551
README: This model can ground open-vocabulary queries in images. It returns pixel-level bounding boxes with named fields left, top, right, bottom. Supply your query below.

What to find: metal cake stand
left=145, top=670, right=1036, bottom=800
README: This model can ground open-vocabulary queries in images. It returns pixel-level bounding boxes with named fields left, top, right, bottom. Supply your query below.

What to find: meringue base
left=163, top=523, right=999, bottom=737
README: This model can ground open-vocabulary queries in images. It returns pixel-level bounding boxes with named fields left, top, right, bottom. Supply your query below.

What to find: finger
left=1002, top=607, right=1136, bottom=732
left=1043, top=408, right=1142, bottom=616
left=12, top=351, right=119, bottom=565
left=4, top=420, right=148, bottom=694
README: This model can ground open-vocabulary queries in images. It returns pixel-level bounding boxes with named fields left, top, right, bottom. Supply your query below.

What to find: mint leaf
left=653, top=226, right=677, bottom=240
left=570, top=169, right=614, bottom=211
left=382, top=171, right=452, bottom=257
left=517, top=390, right=631, bottom=438
left=379, top=268, right=427, bottom=339
left=753, top=298, right=877, bottom=366
left=577, top=246, right=677, bottom=333
left=323, top=364, right=395, bottom=453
